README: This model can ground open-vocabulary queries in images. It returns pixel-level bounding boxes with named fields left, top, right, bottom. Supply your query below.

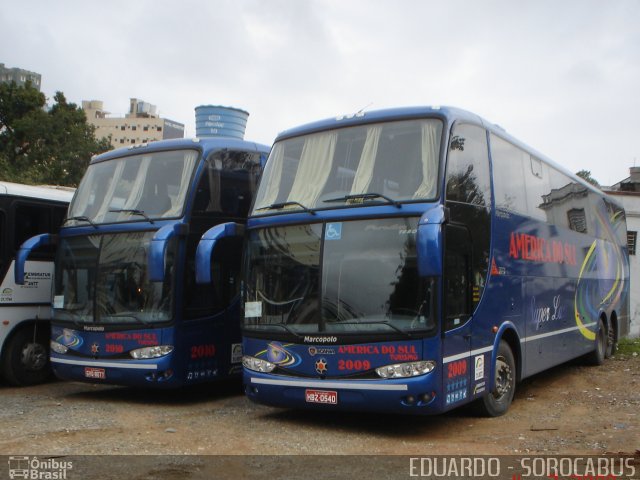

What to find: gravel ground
left=0, top=354, right=638, bottom=478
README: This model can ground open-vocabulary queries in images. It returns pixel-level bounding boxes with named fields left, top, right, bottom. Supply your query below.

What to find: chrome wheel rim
left=493, top=355, right=513, bottom=401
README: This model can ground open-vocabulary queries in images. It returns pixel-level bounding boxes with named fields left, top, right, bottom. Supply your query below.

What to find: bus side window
left=445, top=124, right=491, bottom=309
left=444, top=225, right=472, bottom=331
left=13, top=202, right=55, bottom=259
left=53, top=206, right=68, bottom=233
left=0, top=210, right=5, bottom=271
left=446, top=124, right=491, bottom=207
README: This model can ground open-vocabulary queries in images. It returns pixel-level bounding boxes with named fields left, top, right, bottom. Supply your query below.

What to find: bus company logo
left=56, top=329, right=83, bottom=348
left=315, top=358, right=328, bottom=375
left=308, top=346, right=336, bottom=356
left=24, top=272, right=51, bottom=279
left=265, top=342, right=301, bottom=367
left=8, top=456, right=73, bottom=479
left=531, top=295, right=566, bottom=330
left=303, top=336, right=338, bottom=344
left=90, top=343, right=100, bottom=354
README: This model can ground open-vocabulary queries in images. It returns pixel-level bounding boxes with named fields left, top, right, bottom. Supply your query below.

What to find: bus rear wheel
left=586, top=318, right=607, bottom=366
left=2, top=326, right=52, bottom=386
left=605, top=320, right=617, bottom=359
left=476, top=340, right=516, bottom=417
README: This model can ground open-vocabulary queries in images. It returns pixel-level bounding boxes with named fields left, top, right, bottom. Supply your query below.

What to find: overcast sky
left=2, top=0, right=639, bottom=186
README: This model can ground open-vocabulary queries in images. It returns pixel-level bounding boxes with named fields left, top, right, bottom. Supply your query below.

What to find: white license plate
left=305, top=389, right=338, bottom=404
left=84, top=367, right=106, bottom=379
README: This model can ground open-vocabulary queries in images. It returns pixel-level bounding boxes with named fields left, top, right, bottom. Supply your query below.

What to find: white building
left=605, top=167, right=640, bottom=338
left=82, top=98, right=184, bottom=149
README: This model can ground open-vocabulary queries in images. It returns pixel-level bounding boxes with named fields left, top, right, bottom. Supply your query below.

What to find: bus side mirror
left=15, top=233, right=57, bottom=285
left=195, top=222, right=245, bottom=284
left=148, top=223, right=188, bottom=282
left=416, top=205, right=446, bottom=277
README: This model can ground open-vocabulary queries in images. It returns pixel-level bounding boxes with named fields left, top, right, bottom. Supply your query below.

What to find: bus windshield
left=66, top=149, right=199, bottom=225
left=243, top=218, right=436, bottom=336
left=252, top=119, right=443, bottom=214
left=53, top=232, right=174, bottom=325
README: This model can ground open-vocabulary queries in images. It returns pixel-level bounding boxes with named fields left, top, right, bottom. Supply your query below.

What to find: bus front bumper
left=50, top=355, right=178, bottom=388
left=243, top=370, right=444, bottom=415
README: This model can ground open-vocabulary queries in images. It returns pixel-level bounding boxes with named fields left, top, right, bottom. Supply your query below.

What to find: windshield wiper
left=256, top=201, right=316, bottom=215
left=109, top=208, right=154, bottom=223
left=103, top=313, right=154, bottom=325
left=63, top=216, right=98, bottom=228
left=332, top=320, right=413, bottom=338
left=323, top=193, right=401, bottom=209
left=247, top=323, right=304, bottom=341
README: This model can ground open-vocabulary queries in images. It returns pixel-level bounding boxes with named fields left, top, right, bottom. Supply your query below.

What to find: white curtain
left=254, top=143, right=284, bottom=209
left=70, top=166, right=98, bottom=217
left=350, top=126, right=382, bottom=194
left=123, top=156, right=152, bottom=211
left=413, top=122, right=440, bottom=199
left=94, top=162, right=126, bottom=223
left=165, top=151, right=197, bottom=217
left=287, top=132, right=337, bottom=207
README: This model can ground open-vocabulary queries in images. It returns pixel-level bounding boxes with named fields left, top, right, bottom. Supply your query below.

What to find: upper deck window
left=252, top=119, right=443, bottom=214
left=66, top=149, right=198, bottom=225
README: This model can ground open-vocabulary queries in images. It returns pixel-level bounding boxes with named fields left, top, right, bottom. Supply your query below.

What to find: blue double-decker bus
left=17, top=137, right=268, bottom=387
left=240, top=106, right=629, bottom=416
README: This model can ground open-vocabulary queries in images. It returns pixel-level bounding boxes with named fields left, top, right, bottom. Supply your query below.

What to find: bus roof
left=90, top=137, right=271, bottom=165
left=274, top=105, right=611, bottom=204
left=0, top=181, right=75, bottom=203
left=274, top=105, right=483, bottom=140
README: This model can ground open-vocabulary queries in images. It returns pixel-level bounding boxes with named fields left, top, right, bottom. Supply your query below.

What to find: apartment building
left=82, top=98, right=184, bottom=148
left=0, top=63, right=42, bottom=90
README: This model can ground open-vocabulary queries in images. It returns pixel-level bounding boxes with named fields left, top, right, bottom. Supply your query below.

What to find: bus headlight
left=242, top=355, right=276, bottom=373
left=130, top=345, right=173, bottom=359
left=375, top=360, right=436, bottom=378
left=50, top=340, right=68, bottom=354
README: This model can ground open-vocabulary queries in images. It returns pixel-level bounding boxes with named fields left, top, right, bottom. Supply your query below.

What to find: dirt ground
left=1, top=352, right=638, bottom=460
left=1, top=355, right=638, bottom=480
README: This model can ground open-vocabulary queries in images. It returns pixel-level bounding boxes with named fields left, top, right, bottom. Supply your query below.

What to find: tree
left=576, top=170, right=600, bottom=188
left=0, top=82, right=112, bottom=186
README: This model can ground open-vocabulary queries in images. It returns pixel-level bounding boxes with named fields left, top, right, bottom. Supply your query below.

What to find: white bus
left=0, top=182, right=73, bottom=385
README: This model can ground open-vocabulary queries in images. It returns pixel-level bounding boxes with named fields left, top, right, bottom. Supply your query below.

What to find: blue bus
left=239, top=106, right=629, bottom=416
left=16, top=137, right=268, bottom=387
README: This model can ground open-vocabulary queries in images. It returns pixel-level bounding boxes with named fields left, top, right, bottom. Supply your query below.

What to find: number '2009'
left=338, top=359, right=371, bottom=371
left=447, top=359, right=467, bottom=378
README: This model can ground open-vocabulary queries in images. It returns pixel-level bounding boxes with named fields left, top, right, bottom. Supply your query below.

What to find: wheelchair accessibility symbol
left=325, top=223, right=342, bottom=240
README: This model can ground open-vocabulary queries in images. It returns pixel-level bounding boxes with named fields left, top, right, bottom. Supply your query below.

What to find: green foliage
left=576, top=169, right=601, bottom=187
left=0, top=82, right=112, bottom=186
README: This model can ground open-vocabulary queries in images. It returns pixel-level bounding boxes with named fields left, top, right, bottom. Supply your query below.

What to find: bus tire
left=605, top=318, right=617, bottom=359
left=586, top=318, right=606, bottom=366
left=476, top=340, right=516, bottom=417
left=1, top=326, right=52, bottom=386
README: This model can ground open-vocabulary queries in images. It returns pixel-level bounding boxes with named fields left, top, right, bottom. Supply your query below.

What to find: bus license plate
left=84, top=367, right=106, bottom=379
left=305, top=389, right=337, bottom=404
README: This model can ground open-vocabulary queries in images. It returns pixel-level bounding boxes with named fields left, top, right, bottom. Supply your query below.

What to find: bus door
left=441, top=224, right=473, bottom=408
left=183, top=232, right=244, bottom=382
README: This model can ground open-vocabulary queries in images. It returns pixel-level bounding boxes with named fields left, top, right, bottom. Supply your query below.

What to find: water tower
left=195, top=105, right=249, bottom=139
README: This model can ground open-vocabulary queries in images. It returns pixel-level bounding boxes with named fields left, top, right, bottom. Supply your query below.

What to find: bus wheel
left=605, top=320, right=617, bottom=359
left=587, top=318, right=607, bottom=366
left=477, top=340, right=516, bottom=417
left=2, top=327, right=52, bottom=386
